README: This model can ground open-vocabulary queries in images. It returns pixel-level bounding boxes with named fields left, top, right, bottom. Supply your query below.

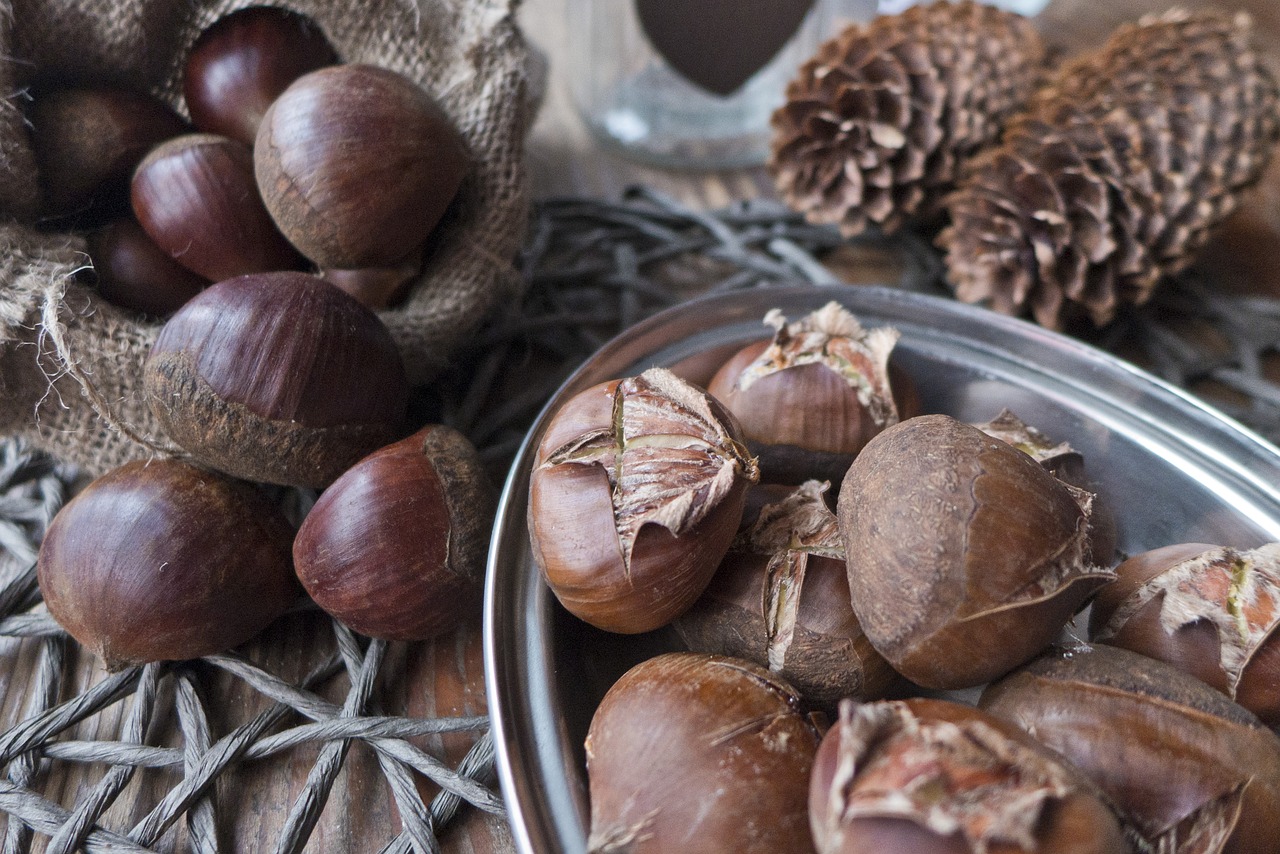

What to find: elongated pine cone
left=769, top=0, right=1047, bottom=237
left=940, top=9, right=1280, bottom=329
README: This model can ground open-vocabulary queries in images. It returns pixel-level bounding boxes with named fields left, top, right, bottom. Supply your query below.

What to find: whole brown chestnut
left=37, top=458, right=299, bottom=670
left=143, top=271, right=409, bottom=488
left=28, top=86, right=188, bottom=222
left=674, top=480, right=898, bottom=710
left=707, top=302, right=916, bottom=486
left=1089, top=541, right=1280, bottom=726
left=88, top=217, right=209, bottom=317
left=293, top=424, right=494, bottom=641
left=132, top=133, right=305, bottom=282
left=981, top=643, right=1280, bottom=854
left=254, top=63, right=468, bottom=269
left=183, top=5, right=339, bottom=145
left=586, top=652, right=819, bottom=853
left=320, top=248, right=423, bottom=310
left=528, top=368, right=759, bottom=633
left=809, top=698, right=1129, bottom=854
left=838, top=414, right=1114, bottom=689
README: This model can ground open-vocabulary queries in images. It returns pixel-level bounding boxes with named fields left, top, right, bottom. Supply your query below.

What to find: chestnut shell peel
left=838, top=414, right=1114, bottom=689
left=37, top=459, right=299, bottom=670
left=144, top=272, right=408, bottom=488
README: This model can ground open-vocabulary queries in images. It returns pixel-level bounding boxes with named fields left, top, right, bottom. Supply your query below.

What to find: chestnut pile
left=35, top=5, right=467, bottom=315
left=33, top=9, right=493, bottom=671
left=527, top=302, right=1280, bottom=854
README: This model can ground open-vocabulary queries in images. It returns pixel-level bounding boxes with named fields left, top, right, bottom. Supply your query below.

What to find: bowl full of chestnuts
left=484, top=284, right=1280, bottom=854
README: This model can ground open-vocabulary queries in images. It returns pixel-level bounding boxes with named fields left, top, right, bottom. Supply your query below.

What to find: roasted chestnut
left=838, top=414, right=1114, bottom=689
left=255, top=63, right=469, bottom=269
left=28, top=86, right=187, bottom=222
left=810, top=698, right=1129, bottom=854
left=707, top=302, right=916, bottom=485
left=586, top=652, right=819, bottom=853
left=183, top=5, right=339, bottom=145
left=528, top=368, right=759, bottom=633
left=974, top=408, right=1117, bottom=566
left=87, top=217, right=209, bottom=317
left=144, top=271, right=409, bottom=488
left=1089, top=541, right=1280, bottom=726
left=37, top=458, right=298, bottom=670
left=293, top=424, right=494, bottom=641
left=981, top=643, right=1280, bottom=854
left=131, top=133, right=305, bottom=282
left=674, top=480, right=897, bottom=710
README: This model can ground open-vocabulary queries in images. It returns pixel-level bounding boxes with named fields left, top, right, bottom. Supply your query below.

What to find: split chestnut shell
left=144, top=272, right=409, bottom=488
left=810, top=698, right=1129, bottom=854
left=1089, top=541, right=1280, bottom=726
left=837, top=414, right=1113, bottom=689
left=528, top=368, right=758, bottom=633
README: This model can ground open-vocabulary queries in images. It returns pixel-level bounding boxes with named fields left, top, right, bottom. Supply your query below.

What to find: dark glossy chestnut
left=28, top=86, right=187, bottom=222
left=183, top=5, right=338, bottom=145
left=144, top=271, right=409, bottom=488
left=88, top=217, right=209, bottom=317
left=37, top=458, right=298, bottom=670
left=255, top=63, right=468, bottom=269
left=131, top=133, right=305, bottom=281
left=293, top=425, right=494, bottom=641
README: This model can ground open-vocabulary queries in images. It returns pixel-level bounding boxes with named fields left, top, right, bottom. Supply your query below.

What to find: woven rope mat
left=4, top=186, right=1280, bottom=852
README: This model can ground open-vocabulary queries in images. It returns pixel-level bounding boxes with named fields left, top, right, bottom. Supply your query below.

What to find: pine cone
left=940, top=9, right=1280, bottom=329
left=768, top=0, right=1047, bottom=237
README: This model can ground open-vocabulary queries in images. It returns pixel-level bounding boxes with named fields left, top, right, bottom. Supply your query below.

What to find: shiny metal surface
left=483, top=285, right=1280, bottom=854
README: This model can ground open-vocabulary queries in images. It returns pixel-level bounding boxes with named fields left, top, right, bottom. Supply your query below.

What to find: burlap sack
left=0, top=0, right=533, bottom=477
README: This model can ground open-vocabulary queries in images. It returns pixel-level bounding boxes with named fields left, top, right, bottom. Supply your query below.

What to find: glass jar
left=565, top=0, right=879, bottom=170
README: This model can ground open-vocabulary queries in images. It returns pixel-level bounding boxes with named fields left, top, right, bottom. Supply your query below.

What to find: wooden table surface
left=3, top=0, right=1280, bottom=851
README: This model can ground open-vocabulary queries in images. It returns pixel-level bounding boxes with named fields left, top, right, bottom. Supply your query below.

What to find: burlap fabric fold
left=0, top=0, right=533, bottom=477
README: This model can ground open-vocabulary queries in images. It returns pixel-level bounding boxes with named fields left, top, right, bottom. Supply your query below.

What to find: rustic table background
left=2, top=0, right=1279, bottom=851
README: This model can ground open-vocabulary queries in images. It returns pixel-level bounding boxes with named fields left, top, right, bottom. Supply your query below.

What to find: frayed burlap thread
left=0, top=0, right=534, bottom=479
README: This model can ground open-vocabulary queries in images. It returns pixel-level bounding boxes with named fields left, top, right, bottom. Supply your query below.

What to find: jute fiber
left=0, top=0, right=533, bottom=477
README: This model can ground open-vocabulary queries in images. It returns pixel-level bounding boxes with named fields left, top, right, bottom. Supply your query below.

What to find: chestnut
left=1089, top=541, right=1280, bottom=726
left=132, top=133, right=305, bottom=282
left=837, top=414, right=1114, bottom=689
left=37, top=458, right=299, bottom=670
left=293, top=424, right=494, bottom=641
left=706, top=302, right=916, bottom=486
left=87, top=217, right=209, bottom=317
left=28, top=86, right=188, bottom=222
left=980, top=643, right=1280, bottom=853
left=586, top=652, right=819, bottom=853
left=319, top=248, right=423, bottom=310
left=810, top=698, right=1129, bottom=854
left=974, top=408, right=1117, bottom=565
left=254, top=63, right=469, bottom=269
left=143, top=271, right=409, bottom=488
left=528, top=368, right=759, bottom=633
left=183, top=5, right=338, bottom=145
left=674, top=480, right=898, bottom=710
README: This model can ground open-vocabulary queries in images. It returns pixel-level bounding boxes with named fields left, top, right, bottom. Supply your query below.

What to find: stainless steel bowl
left=483, top=285, right=1280, bottom=854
